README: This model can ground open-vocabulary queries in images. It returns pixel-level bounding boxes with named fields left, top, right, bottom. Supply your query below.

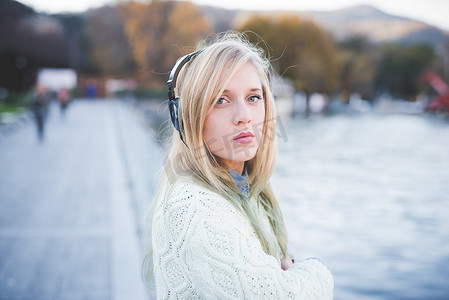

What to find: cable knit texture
left=152, top=180, right=334, bottom=299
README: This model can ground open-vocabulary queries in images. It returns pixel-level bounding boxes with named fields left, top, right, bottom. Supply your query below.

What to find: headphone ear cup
left=169, top=99, right=180, bottom=131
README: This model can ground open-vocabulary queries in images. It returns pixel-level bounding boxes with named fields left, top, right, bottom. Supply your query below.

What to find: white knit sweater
left=152, top=180, right=334, bottom=299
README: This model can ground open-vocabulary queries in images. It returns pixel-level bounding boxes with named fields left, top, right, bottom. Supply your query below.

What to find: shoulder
left=157, top=179, right=228, bottom=217
left=152, top=179, right=251, bottom=251
left=166, top=179, right=237, bottom=217
left=165, top=180, right=251, bottom=233
left=168, top=179, right=212, bottom=201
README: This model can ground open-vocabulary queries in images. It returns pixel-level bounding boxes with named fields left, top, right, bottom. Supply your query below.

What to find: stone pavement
left=0, top=99, right=164, bottom=299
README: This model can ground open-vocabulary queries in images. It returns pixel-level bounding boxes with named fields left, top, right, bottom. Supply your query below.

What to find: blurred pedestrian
left=56, top=87, right=70, bottom=116
left=31, top=85, right=48, bottom=141
left=143, top=33, right=333, bottom=299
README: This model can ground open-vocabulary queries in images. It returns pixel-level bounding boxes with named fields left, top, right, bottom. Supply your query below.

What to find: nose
left=233, top=100, right=251, bottom=125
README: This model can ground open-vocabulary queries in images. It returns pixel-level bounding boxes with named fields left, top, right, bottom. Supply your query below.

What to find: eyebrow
left=222, top=88, right=262, bottom=93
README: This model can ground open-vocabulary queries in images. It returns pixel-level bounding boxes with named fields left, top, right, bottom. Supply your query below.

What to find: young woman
left=143, top=33, right=333, bottom=299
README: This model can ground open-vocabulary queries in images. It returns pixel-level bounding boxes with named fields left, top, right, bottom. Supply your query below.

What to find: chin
left=230, top=150, right=258, bottom=163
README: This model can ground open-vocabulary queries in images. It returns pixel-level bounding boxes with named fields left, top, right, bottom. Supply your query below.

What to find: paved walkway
left=0, top=99, right=163, bottom=299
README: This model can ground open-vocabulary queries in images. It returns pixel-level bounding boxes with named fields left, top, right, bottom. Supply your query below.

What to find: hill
left=199, top=4, right=449, bottom=46
left=300, top=5, right=448, bottom=45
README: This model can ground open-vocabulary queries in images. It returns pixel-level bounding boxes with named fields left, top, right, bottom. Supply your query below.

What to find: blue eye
left=216, top=98, right=225, bottom=104
left=248, top=95, right=262, bottom=103
left=215, top=97, right=229, bottom=105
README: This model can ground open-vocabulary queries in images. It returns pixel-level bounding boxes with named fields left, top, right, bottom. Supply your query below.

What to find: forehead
left=221, top=63, right=263, bottom=92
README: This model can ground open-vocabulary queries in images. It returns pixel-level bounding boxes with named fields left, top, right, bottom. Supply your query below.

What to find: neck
left=224, top=160, right=244, bottom=175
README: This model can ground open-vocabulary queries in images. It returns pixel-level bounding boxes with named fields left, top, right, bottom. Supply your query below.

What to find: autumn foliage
left=117, top=0, right=211, bottom=87
left=238, top=15, right=339, bottom=96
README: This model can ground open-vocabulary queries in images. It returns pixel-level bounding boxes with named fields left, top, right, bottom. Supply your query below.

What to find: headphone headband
left=167, top=50, right=203, bottom=101
left=167, top=49, right=203, bottom=146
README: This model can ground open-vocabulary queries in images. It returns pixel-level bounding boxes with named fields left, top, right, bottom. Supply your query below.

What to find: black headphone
left=167, top=50, right=202, bottom=145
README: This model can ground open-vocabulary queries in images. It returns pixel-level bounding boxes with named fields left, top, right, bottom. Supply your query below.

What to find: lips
left=233, top=131, right=255, bottom=144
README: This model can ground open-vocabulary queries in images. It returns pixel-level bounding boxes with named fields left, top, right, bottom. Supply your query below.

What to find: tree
left=118, top=0, right=211, bottom=87
left=337, top=36, right=377, bottom=101
left=85, top=5, right=135, bottom=77
left=54, top=13, right=89, bottom=72
left=0, top=0, right=70, bottom=91
left=375, top=43, right=435, bottom=100
left=239, top=15, right=339, bottom=113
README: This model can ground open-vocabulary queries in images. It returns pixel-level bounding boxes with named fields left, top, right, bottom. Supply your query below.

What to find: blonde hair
left=143, top=32, right=288, bottom=284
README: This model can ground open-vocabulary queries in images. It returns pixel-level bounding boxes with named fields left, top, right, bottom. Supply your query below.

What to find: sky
left=19, top=0, right=449, bottom=31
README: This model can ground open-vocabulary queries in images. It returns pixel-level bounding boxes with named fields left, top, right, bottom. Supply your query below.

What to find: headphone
left=167, top=50, right=202, bottom=145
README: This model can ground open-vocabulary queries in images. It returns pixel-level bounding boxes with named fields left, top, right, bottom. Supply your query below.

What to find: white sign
left=37, top=68, right=77, bottom=90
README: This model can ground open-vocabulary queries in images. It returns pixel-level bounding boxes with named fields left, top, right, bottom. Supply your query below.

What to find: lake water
left=270, top=113, right=449, bottom=299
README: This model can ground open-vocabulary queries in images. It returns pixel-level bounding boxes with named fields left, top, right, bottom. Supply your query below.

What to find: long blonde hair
left=143, top=32, right=288, bottom=284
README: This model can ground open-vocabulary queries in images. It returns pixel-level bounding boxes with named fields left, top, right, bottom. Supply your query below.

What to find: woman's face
left=203, top=62, right=265, bottom=174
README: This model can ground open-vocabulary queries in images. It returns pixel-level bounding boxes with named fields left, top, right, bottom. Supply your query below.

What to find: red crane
left=425, top=71, right=449, bottom=113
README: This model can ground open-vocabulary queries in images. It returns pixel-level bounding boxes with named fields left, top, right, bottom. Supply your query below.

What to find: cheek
left=252, top=102, right=266, bottom=127
left=203, top=113, right=223, bottom=151
left=252, top=103, right=266, bottom=143
left=258, top=103, right=266, bottom=123
left=203, top=116, right=213, bottom=143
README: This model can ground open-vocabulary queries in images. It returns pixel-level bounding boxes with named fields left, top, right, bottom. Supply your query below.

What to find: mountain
left=199, top=4, right=449, bottom=47
left=299, top=5, right=448, bottom=45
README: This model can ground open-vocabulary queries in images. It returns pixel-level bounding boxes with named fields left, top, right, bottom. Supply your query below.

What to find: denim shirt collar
left=229, top=168, right=250, bottom=198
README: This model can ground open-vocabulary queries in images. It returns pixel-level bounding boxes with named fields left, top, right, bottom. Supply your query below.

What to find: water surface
left=271, top=114, right=449, bottom=300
